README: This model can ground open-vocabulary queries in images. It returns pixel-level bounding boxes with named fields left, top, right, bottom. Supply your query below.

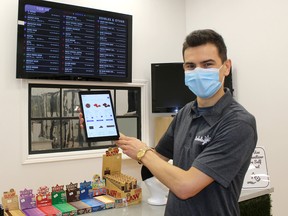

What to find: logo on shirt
left=194, top=135, right=211, bottom=145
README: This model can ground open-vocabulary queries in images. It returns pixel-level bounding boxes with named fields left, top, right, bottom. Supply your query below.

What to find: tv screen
left=151, top=63, right=233, bottom=113
left=17, top=0, right=132, bottom=82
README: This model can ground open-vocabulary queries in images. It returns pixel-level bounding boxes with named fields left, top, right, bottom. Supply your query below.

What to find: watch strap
left=137, top=147, right=154, bottom=164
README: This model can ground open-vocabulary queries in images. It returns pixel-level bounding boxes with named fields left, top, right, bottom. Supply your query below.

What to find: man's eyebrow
left=200, top=59, right=216, bottom=64
left=184, top=59, right=216, bottom=65
left=184, top=62, right=195, bottom=65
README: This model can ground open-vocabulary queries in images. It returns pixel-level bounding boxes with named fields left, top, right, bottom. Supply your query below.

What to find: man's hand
left=115, top=134, right=147, bottom=160
left=77, top=107, right=84, bottom=129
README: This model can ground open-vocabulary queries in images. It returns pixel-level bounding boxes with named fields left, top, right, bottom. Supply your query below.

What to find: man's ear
left=224, top=59, right=232, bottom=76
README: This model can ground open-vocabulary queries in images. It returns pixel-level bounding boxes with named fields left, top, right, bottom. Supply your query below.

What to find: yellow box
left=105, top=177, right=142, bottom=206
left=94, top=195, right=115, bottom=209
left=2, top=189, right=25, bottom=216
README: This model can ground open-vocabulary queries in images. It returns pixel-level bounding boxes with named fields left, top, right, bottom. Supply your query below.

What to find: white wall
left=185, top=0, right=288, bottom=214
left=0, top=0, right=186, bottom=198
left=4, top=0, right=283, bottom=214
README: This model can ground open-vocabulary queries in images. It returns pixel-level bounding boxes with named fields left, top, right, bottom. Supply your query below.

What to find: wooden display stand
left=154, top=116, right=174, bottom=146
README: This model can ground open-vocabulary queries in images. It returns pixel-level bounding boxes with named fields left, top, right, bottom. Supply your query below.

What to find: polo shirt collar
left=191, top=88, right=233, bottom=126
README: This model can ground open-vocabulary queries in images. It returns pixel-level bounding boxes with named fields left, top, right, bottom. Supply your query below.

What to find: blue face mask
left=184, top=66, right=223, bottom=99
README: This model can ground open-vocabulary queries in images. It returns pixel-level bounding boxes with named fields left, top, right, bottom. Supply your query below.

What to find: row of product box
left=1, top=175, right=141, bottom=216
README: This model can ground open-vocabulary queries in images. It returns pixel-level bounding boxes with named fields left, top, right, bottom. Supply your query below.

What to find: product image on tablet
left=79, top=91, right=120, bottom=142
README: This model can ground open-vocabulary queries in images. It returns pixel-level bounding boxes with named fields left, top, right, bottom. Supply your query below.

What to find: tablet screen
left=78, top=91, right=120, bottom=142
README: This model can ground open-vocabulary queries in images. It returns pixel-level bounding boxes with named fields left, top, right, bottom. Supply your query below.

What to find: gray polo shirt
left=156, top=89, right=257, bottom=216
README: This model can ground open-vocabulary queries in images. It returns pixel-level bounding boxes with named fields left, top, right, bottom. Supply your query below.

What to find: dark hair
left=182, top=29, right=227, bottom=62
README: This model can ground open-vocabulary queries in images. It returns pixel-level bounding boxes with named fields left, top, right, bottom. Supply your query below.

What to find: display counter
left=239, top=187, right=274, bottom=202
left=85, top=182, right=274, bottom=216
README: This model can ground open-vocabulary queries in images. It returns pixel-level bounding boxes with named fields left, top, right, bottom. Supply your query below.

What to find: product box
left=102, top=148, right=122, bottom=178
left=38, top=205, right=62, bottom=216
left=94, top=195, right=115, bottom=209
left=79, top=180, right=105, bottom=213
left=114, top=197, right=128, bottom=208
left=91, top=174, right=106, bottom=196
left=36, top=186, right=61, bottom=216
left=19, top=188, right=45, bottom=216
left=51, top=184, right=77, bottom=216
left=105, top=174, right=142, bottom=207
left=1, top=189, right=25, bottom=216
left=102, top=148, right=142, bottom=206
left=79, top=181, right=93, bottom=200
left=22, top=208, right=47, bottom=216
left=66, top=182, right=91, bottom=215
left=80, top=198, right=105, bottom=212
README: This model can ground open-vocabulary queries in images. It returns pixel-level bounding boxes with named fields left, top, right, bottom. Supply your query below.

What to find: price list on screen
left=23, top=4, right=128, bottom=77
left=24, top=5, right=61, bottom=74
left=97, top=17, right=127, bottom=77
left=63, top=13, right=96, bottom=75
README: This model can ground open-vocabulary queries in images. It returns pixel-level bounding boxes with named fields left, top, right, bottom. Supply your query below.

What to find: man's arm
left=116, top=134, right=214, bottom=200
left=142, top=150, right=214, bottom=200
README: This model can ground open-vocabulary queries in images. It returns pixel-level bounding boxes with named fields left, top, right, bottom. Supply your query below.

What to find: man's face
left=183, top=43, right=230, bottom=79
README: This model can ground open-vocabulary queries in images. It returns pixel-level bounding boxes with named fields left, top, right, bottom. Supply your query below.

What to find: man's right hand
left=78, top=108, right=84, bottom=129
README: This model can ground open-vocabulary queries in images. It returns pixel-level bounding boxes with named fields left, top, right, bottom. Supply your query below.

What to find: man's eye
left=203, top=62, right=213, bottom=68
left=185, top=64, right=196, bottom=70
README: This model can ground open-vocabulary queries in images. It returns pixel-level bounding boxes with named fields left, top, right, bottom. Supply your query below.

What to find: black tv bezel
left=16, top=0, right=132, bottom=82
left=151, top=62, right=234, bottom=113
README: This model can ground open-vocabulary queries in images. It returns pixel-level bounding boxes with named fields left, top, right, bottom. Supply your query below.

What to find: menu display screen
left=17, top=0, right=132, bottom=82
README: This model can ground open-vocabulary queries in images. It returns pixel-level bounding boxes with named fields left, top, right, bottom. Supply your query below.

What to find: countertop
left=85, top=183, right=274, bottom=216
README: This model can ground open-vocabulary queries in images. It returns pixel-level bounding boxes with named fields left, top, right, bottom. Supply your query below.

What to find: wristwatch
left=137, top=147, right=154, bottom=164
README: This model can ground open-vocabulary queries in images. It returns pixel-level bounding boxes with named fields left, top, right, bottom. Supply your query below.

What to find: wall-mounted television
left=17, top=0, right=132, bottom=82
left=151, top=63, right=233, bottom=113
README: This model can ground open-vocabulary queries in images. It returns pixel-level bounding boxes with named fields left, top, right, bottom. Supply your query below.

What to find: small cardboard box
left=22, top=208, right=46, bottom=216
left=80, top=199, right=105, bottom=212
left=1, top=189, right=25, bottom=216
left=51, top=184, right=77, bottom=216
left=66, top=182, right=92, bottom=214
left=102, top=150, right=122, bottom=177
left=91, top=175, right=106, bottom=197
left=94, top=195, right=115, bottom=209
left=38, top=205, right=62, bottom=216
left=79, top=180, right=105, bottom=213
left=36, top=186, right=61, bottom=216
left=79, top=181, right=93, bottom=200
left=105, top=177, right=142, bottom=206
left=19, top=188, right=45, bottom=216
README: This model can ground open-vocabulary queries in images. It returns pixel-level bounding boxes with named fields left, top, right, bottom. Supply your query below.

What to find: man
left=115, top=29, right=257, bottom=215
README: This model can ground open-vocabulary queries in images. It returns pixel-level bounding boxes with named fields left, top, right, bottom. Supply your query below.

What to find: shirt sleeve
left=155, top=116, right=176, bottom=160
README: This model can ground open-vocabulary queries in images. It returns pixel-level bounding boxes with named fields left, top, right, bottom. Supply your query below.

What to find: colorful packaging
left=19, top=188, right=45, bottom=216
left=66, top=182, right=91, bottom=215
left=80, top=198, right=105, bottom=212
left=79, top=181, right=93, bottom=200
left=1, top=189, right=25, bottom=216
left=36, top=186, right=61, bottom=216
left=91, top=174, right=106, bottom=196
left=51, top=184, right=77, bottom=216
left=94, top=195, right=115, bottom=209
left=79, top=180, right=105, bottom=213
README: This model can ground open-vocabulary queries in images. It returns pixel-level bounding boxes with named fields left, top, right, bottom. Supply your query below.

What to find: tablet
left=78, top=90, right=120, bottom=142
